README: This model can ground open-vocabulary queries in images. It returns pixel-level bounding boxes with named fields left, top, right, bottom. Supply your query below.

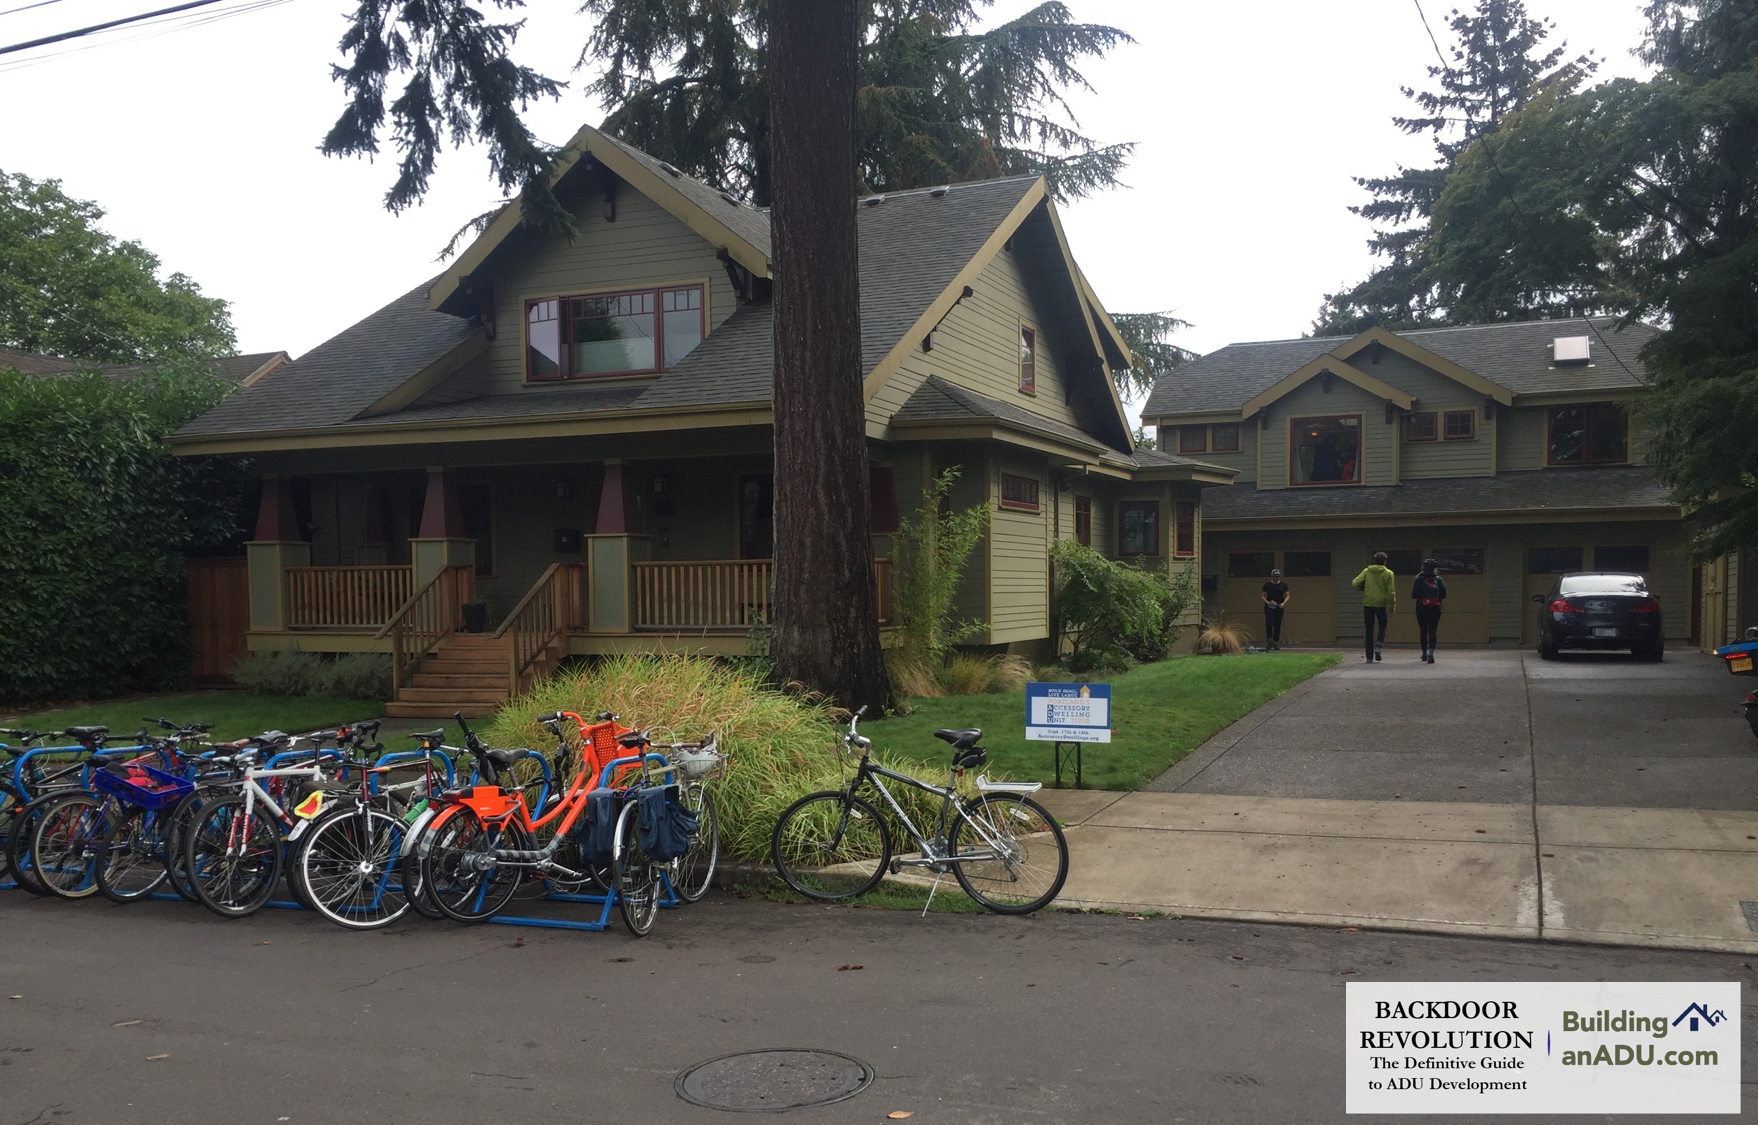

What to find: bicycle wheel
left=0, top=784, right=21, bottom=881
left=610, top=800, right=659, bottom=937
left=96, top=806, right=170, bottom=902
left=186, top=797, right=283, bottom=918
left=162, top=787, right=225, bottom=903
left=770, top=791, right=890, bottom=901
left=299, top=807, right=411, bottom=930
left=421, top=807, right=526, bottom=922
left=6, top=792, right=73, bottom=896
left=31, top=792, right=111, bottom=899
left=949, top=793, right=1068, bottom=915
left=671, top=786, right=718, bottom=903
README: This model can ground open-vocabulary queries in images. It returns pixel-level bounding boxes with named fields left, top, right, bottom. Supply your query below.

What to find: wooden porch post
left=409, top=467, right=476, bottom=584
left=245, top=475, right=309, bottom=632
left=586, top=461, right=649, bottom=632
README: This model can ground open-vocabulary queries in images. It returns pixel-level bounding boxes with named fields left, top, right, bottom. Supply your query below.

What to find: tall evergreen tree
left=580, top=0, right=1133, bottom=207
left=1313, top=0, right=1595, bottom=335
left=1426, top=0, right=1758, bottom=557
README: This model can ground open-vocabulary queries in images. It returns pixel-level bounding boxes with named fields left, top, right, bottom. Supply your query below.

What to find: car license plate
left=1593, top=627, right=1619, bottom=638
left=1733, top=655, right=1754, bottom=673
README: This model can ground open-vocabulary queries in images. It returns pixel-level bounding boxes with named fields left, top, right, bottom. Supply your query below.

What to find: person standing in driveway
left=1412, top=558, right=1447, bottom=663
left=1261, top=569, right=1290, bottom=651
left=1351, top=552, right=1396, bottom=662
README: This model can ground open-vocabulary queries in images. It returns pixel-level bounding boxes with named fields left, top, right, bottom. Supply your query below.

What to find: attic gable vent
left=1553, top=336, right=1592, bottom=366
left=718, top=190, right=738, bottom=205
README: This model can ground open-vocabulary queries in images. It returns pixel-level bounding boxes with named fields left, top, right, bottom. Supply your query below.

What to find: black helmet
left=1422, top=558, right=1438, bottom=572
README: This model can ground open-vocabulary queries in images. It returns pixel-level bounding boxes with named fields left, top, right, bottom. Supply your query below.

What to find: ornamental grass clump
left=482, top=654, right=946, bottom=863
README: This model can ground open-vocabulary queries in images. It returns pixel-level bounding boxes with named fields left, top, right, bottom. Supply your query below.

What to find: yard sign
left=1025, top=683, right=1112, bottom=743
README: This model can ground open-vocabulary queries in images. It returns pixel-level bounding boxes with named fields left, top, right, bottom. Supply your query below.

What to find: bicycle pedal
left=887, top=859, right=901, bottom=875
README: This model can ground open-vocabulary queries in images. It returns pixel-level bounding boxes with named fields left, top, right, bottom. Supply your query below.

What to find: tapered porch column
left=245, top=476, right=309, bottom=632
left=409, top=468, right=476, bottom=584
left=586, top=460, right=649, bottom=632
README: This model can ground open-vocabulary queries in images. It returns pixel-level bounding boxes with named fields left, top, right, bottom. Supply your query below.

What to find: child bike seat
left=932, top=728, right=982, bottom=750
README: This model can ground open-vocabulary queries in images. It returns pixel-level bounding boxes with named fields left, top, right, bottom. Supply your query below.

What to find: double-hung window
left=526, top=284, right=705, bottom=381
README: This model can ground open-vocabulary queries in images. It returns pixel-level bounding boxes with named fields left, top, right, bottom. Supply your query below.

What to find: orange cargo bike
left=410, top=711, right=719, bottom=936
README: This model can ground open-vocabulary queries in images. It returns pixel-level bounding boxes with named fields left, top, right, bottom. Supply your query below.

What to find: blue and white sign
left=1026, top=682, right=1112, bottom=743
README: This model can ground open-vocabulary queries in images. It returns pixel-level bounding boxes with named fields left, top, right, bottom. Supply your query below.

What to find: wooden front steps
left=382, top=632, right=512, bottom=718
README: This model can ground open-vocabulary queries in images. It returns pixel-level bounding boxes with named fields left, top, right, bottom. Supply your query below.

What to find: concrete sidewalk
left=1039, top=788, right=1758, bottom=954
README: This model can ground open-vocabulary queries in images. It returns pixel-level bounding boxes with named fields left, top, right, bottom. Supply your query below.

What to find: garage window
left=1282, top=551, right=1331, bottom=577
left=1594, top=545, right=1650, bottom=573
left=1228, top=551, right=1274, bottom=577
left=1431, top=548, right=1484, bottom=575
left=1378, top=549, right=1423, bottom=575
left=1528, top=546, right=1583, bottom=574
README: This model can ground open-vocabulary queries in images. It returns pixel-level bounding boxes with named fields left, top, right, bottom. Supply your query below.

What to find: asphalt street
left=1, top=891, right=1752, bottom=1124
left=1154, top=650, right=1758, bottom=810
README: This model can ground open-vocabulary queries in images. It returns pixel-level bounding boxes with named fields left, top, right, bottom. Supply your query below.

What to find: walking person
left=1351, top=551, right=1397, bottom=663
left=1412, top=558, right=1447, bottom=663
left=1261, top=569, right=1290, bottom=651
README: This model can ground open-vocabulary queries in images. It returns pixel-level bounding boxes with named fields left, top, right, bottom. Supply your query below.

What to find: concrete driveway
left=1150, top=649, right=1758, bottom=809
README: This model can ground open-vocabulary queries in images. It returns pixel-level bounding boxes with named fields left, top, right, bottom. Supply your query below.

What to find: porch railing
left=286, top=565, right=413, bottom=630
left=631, top=558, right=892, bottom=631
left=375, top=565, right=474, bottom=688
left=493, top=563, right=583, bottom=692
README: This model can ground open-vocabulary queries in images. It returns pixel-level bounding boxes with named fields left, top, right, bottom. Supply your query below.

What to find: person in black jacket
left=1261, top=569, right=1289, bottom=650
left=1412, top=558, right=1448, bottom=663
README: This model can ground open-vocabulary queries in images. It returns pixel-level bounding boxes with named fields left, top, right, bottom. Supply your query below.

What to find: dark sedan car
left=1533, top=572, right=1664, bottom=661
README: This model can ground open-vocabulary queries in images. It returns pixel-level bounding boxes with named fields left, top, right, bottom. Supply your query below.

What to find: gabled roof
left=1143, top=317, right=1657, bottom=420
left=1239, top=353, right=1412, bottom=419
left=429, top=122, right=772, bottom=314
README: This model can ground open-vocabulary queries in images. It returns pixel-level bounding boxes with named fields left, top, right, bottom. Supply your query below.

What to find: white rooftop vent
left=1553, top=336, right=1592, bottom=366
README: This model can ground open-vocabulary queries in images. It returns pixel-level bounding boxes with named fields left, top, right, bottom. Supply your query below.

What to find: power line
left=0, top=0, right=294, bottom=72
left=0, top=0, right=224, bottom=56
left=1411, top=0, right=1449, bottom=69
left=0, top=0, right=70, bottom=17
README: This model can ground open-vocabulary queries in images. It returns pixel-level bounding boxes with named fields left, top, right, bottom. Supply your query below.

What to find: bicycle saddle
left=482, top=747, right=537, bottom=767
left=87, top=753, right=126, bottom=768
left=64, top=725, right=109, bottom=743
left=247, top=731, right=289, bottom=747
left=408, top=729, right=446, bottom=743
left=932, top=728, right=982, bottom=750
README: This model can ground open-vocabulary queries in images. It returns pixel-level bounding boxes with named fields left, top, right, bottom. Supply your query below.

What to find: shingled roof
left=1204, top=465, right=1677, bottom=523
left=1143, top=317, right=1658, bottom=419
left=178, top=175, right=1050, bottom=439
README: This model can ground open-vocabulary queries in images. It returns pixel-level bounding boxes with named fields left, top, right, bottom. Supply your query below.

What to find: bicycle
left=770, top=707, right=1069, bottom=914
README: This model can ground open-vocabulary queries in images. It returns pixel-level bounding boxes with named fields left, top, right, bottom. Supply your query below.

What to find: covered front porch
left=244, top=452, right=894, bottom=712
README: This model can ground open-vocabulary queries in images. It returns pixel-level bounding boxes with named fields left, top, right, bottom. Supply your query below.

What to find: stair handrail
left=494, top=562, right=582, bottom=691
left=374, top=564, right=474, bottom=688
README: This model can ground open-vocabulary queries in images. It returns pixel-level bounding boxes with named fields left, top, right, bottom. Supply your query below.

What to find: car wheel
left=1537, top=634, right=1556, bottom=660
left=1635, top=641, right=1664, bottom=662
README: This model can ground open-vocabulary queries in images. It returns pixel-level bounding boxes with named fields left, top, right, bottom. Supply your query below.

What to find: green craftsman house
left=1140, top=319, right=1756, bottom=653
left=172, top=124, right=1231, bottom=715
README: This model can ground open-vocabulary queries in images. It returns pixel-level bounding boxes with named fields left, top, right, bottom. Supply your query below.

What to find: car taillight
left=1632, top=599, right=1660, bottom=614
left=1747, top=691, right=1757, bottom=704
left=1548, top=599, right=1581, bottom=614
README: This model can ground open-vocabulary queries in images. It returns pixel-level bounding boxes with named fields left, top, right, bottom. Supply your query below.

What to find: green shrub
left=0, top=364, right=250, bottom=704
left=1120, top=564, right=1199, bottom=664
left=892, top=468, right=988, bottom=669
left=1051, top=540, right=1168, bottom=672
left=483, top=655, right=948, bottom=862
left=232, top=650, right=391, bottom=700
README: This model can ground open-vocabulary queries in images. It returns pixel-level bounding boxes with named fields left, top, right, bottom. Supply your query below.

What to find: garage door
left=1376, top=547, right=1489, bottom=645
left=1224, top=550, right=1336, bottom=645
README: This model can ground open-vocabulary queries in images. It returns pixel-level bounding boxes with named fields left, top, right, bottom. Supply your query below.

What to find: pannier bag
left=574, top=788, right=622, bottom=867
left=637, top=784, right=699, bottom=862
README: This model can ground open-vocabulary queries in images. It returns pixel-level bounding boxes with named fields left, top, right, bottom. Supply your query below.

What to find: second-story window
left=526, top=284, right=704, bottom=381
left=1179, top=426, right=1207, bottom=454
left=1211, top=423, right=1240, bottom=452
left=1019, top=325, right=1037, bottom=394
left=1290, top=415, right=1362, bottom=485
left=1443, top=410, right=1477, bottom=440
left=1548, top=403, right=1628, bottom=465
left=1073, top=495, right=1091, bottom=546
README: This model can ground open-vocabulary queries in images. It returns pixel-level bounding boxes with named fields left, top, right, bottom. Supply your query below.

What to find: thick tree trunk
left=767, top=0, right=894, bottom=714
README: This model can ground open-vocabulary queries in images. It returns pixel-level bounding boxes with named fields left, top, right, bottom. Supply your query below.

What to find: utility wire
left=0, top=0, right=223, bottom=55
left=0, top=0, right=70, bottom=18
left=0, top=0, right=293, bottom=72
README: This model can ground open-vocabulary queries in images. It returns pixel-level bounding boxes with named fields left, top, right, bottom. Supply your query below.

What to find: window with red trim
left=1119, top=500, right=1159, bottom=556
left=1178, top=426, right=1207, bottom=454
left=1000, top=473, right=1040, bottom=512
left=1175, top=501, right=1196, bottom=557
left=526, top=284, right=704, bottom=380
left=1019, top=326, right=1036, bottom=394
left=1443, top=410, right=1476, bottom=440
left=1210, top=423, right=1240, bottom=453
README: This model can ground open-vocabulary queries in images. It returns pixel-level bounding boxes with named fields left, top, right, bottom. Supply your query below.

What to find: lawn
left=863, top=652, right=1340, bottom=791
left=2, top=691, right=384, bottom=743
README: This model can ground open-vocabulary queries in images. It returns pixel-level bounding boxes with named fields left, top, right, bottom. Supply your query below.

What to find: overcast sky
left=0, top=0, right=1654, bottom=383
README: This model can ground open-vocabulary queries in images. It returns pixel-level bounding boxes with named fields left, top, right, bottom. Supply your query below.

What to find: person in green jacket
left=1351, top=552, right=1397, bottom=662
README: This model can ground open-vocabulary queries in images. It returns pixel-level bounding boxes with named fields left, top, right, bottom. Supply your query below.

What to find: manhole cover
left=676, top=1049, right=874, bottom=1112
